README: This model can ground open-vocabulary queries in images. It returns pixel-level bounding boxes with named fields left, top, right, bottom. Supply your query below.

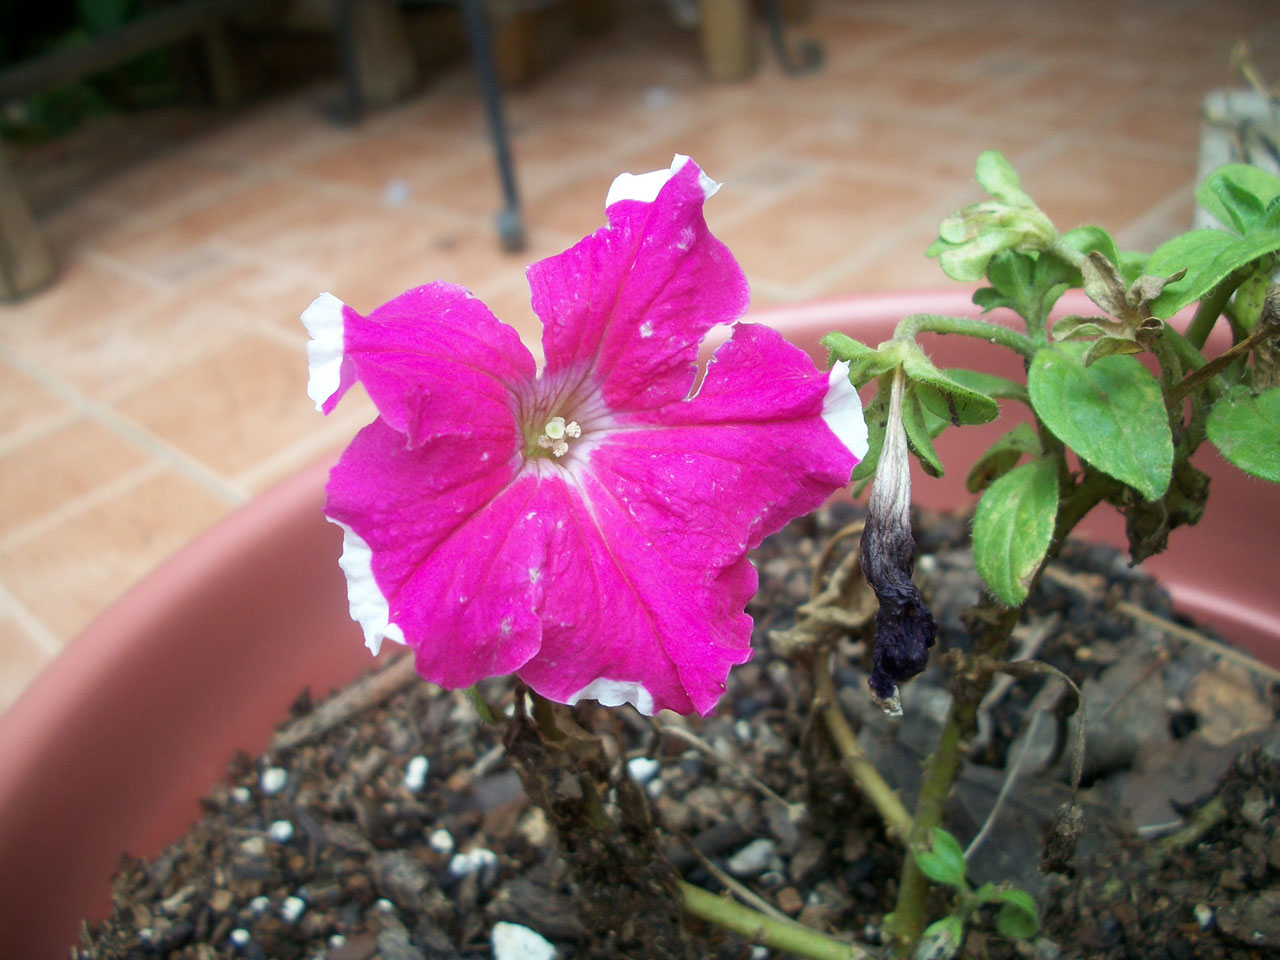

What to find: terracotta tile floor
left=2, top=0, right=1277, bottom=714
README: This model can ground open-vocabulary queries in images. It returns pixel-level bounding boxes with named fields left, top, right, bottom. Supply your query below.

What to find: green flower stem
left=1046, top=237, right=1086, bottom=270
left=894, top=314, right=1037, bottom=359
left=680, top=881, right=866, bottom=960
left=889, top=471, right=1112, bottom=954
left=464, top=686, right=497, bottom=725
left=1185, top=271, right=1246, bottom=349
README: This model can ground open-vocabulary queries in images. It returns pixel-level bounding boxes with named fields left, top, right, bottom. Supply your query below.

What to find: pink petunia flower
left=303, top=156, right=867, bottom=716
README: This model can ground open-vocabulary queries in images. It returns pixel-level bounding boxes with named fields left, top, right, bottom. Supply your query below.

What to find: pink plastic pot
left=0, top=290, right=1276, bottom=959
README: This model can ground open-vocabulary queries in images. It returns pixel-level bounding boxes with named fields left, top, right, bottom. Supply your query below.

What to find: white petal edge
left=605, top=153, right=720, bottom=208
left=824, top=360, right=870, bottom=461
left=301, top=292, right=347, bottom=412
left=568, top=677, right=656, bottom=716
left=329, top=518, right=405, bottom=656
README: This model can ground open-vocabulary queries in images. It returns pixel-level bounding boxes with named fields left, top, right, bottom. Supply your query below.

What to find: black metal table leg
left=460, top=0, right=526, bottom=252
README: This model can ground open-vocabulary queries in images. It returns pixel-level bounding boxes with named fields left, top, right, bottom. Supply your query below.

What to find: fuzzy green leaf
left=821, top=332, right=899, bottom=386
left=975, top=150, right=1029, bottom=204
left=989, top=887, right=1040, bottom=940
left=1197, top=164, right=1280, bottom=234
left=943, top=368, right=1028, bottom=404
left=1028, top=343, right=1172, bottom=499
left=972, top=457, right=1059, bottom=605
left=1207, top=384, right=1280, bottom=483
left=1148, top=228, right=1280, bottom=319
left=902, top=350, right=1000, bottom=426
left=1081, top=336, right=1143, bottom=366
left=966, top=422, right=1042, bottom=493
left=913, top=827, right=968, bottom=888
left=902, top=383, right=944, bottom=477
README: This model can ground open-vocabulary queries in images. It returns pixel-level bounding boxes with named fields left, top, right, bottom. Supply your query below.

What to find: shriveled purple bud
left=861, top=368, right=936, bottom=715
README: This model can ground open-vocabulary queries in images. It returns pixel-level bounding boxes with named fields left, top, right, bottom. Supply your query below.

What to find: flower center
left=535, top=416, right=581, bottom=458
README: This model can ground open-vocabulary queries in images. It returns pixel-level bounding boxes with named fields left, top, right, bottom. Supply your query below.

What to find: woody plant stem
left=888, top=469, right=1113, bottom=953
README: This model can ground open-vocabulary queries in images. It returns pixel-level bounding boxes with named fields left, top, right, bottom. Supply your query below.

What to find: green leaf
left=1028, top=343, right=1173, bottom=500
left=1081, top=336, right=1143, bottom=366
left=902, top=350, right=1000, bottom=425
left=1197, top=164, right=1280, bottom=234
left=975, top=150, right=1030, bottom=204
left=988, top=887, right=1040, bottom=940
left=1059, top=224, right=1120, bottom=268
left=943, top=368, right=1028, bottom=404
left=972, top=457, right=1060, bottom=605
left=966, top=422, right=1042, bottom=493
left=1207, top=385, right=1280, bottom=483
left=902, top=383, right=944, bottom=477
left=913, top=827, right=968, bottom=888
left=1148, top=228, right=1280, bottom=319
left=921, top=916, right=965, bottom=953
left=850, top=381, right=890, bottom=486
left=821, top=332, right=899, bottom=386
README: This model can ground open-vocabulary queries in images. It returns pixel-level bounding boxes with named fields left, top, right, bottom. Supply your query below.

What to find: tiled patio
left=1, top=0, right=1276, bottom=713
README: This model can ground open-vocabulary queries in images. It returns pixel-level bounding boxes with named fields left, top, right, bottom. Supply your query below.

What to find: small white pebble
left=449, top=847, right=498, bottom=879
left=230, top=786, right=251, bottom=804
left=751, top=947, right=770, bottom=960
left=137, top=928, right=155, bottom=945
left=428, top=828, right=455, bottom=854
left=646, top=778, right=665, bottom=799
left=727, top=838, right=777, bottom=877
left=267, top=819, right=294, bottom=843
left=402, top=755, right=430, bottom=792
left=229, top=928, right=251, bottom=948
left=280, top=895, right=306, bottom=924
left=733, top=719, right=752, bottom=742
left=249, top=895, right=271, bottom=914
left=1194, top=903, right=1214, bottom=930
left=259, top=766, right=288, bottom=795
left=239, top=836, right=267, bottom=857
left=375, top=897, right=397, bottom=914
left=626, top=756, right=661, bottom=784
left=916, top=553, right=937, bottom=574
left=491, top=921, right=556, bottom=960
left=328, top=934, right=348, bottom=949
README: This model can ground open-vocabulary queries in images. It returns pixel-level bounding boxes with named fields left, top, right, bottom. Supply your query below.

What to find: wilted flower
left=304, top=156, right=868, bottom=716
left=861, top=368, right=937, bottom=714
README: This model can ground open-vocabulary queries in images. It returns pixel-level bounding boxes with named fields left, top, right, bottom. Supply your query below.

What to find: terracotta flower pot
left=1, top=290, right=1275, bottom=959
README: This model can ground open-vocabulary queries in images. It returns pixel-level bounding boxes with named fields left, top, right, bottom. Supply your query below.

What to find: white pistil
left=536, top=416, right=582, bottom=458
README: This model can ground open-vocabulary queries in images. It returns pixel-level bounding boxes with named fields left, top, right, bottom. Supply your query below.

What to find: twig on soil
left=965, top=698, right=1052, bottom=862
left=973, top=614, right=1060, bottom=750
left=1148, top=795, right=1229, bottom=864
left=655, top=723, right=804, bottom=821
left=676, top=832, right=794, bottom=925
left=1042, top=564, right=1280, bottom=685
left=813, top=655, right=913, bottom=844
left=272, top=653, right=419, bottom=751
left=679, top=881, right=873, bottom=960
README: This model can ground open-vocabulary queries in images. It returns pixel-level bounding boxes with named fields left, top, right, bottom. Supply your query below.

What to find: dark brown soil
left=76, top=505, right=1280, bottom=960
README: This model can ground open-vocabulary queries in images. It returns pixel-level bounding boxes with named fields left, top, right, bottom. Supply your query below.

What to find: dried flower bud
left=860, top=369, right=937, bottom=714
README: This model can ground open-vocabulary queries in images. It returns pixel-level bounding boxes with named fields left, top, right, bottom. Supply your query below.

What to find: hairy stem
left=1170, top=311, right=1278, bottom=406
left=680, top=882, right=867, bottom=960
left=888, top=470, right=1112, bottom=953
left=894, top=313, right=1037, bottom=359
left=1185, top=272, right=1247, bottom=349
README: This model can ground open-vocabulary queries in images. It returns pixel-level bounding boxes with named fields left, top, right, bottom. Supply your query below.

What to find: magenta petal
left=324, top=419, right=545, bottom=688
left=513, top=478, right=756, bottom=716
left=329, top=283, right=535, bottom=446
left=527, top=157, right=748, bottom=413
left=602, top=322, right=861, bottom=564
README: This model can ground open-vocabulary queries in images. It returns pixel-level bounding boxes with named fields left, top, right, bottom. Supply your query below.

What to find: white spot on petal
left=676, top=225, right=695, bottom=250
left=330, top=520, right=406, bottom=656
left=528, top=567, right=542, bottom=584
left=301, top=293, right=349, bottom=412
left=568, top=677, right=656, bottom=715
left=823, top=360, right=869, bottom=462
left=639, top=320, right=654, bottom=338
